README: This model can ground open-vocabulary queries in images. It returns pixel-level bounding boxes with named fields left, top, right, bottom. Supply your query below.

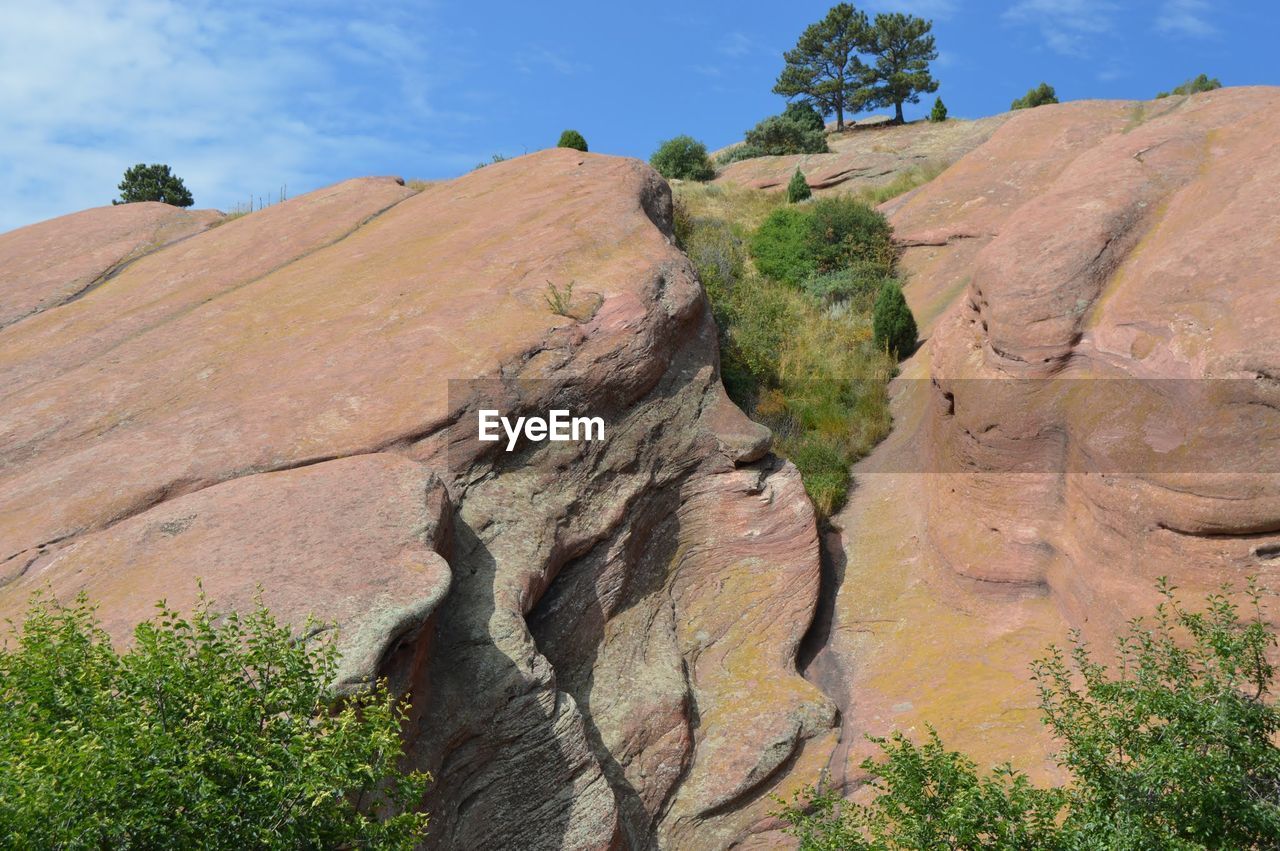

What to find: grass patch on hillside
left=674, top=183, right=901, bottom=517
left=856, top=160, right=948, bottom=206
left=676, top=182, right=786, bottom=232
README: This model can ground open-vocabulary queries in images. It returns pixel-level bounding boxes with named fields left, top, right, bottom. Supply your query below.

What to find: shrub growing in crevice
left=676, top=182, right=904, bottom=515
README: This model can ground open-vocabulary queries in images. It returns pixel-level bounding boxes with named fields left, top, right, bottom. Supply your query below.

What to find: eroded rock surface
left=0, top=201, right=221, bottom=330
left=0, top=150, right=828, bottom=848
left=813, top=89, right=1280, bottom=784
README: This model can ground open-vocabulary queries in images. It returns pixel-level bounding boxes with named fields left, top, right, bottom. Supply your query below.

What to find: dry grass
left=672, top=181, right=898, bottom=517
left=856, top=160, right=949, bottom=205
left=675, top=181, right=786, bottom=233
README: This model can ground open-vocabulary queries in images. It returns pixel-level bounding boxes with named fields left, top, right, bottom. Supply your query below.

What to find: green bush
left=872, top=279, right=917, bottom=358
left=718, top=275, right=802, bottom=397
left=744, top=114, right=829, bottom=156
left=557, top=129, right=588, bottom=151
left=676, top=183, right=896, bottom=517
left=715, top=144, right=768, bottom=166
left=650, top=135, right=716, bottom=181
left=685, top=218, right=747, bottom=303
left=0, top=591, right=429, bottom=849
left=784, top=101, right=827, bottom=132
left=1156, top=73, right=1222, bottom=98
left=787, top=168, right=812, bottom=203
left=802, top=261, right=892, bottom=308
left=750, top=198, right=895, bottom=288
left=750, top=206, right=817, bottom=286
left=807, top=196, right=895, bottom=274
left=1011, top=82, right=1059, bottom=110
left=784, top=436, right=851, bottom=517
left=781, top=579, right=1280, bottom=850
left=114, top=163, right=194, bottom=207
left=929, top=96, right=947, bottom=122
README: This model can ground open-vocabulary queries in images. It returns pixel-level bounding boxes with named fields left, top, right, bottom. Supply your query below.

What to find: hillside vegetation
left=674, top=181, right=915, bottom=515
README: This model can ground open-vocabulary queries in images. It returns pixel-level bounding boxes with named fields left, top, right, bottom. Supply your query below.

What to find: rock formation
left=811, top=89, right=1280, bottom=784
left=0, top=150, right=831, bottom=848
left=4, top=87, right=1279, bottom=848
left=714, top=113, right=1008, bottom=195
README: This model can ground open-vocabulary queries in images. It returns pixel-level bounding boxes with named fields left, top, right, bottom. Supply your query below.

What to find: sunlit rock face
left=811, top=89, right=1279, bottom=789
left=0, top=149, right=831, bottom=848
left=907, top=89, right=1280, bottom=628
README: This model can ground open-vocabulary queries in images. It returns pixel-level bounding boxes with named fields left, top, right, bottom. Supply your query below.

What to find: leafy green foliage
left=650, top=135, right=716, bottom=181
left=802, top=261, right=892, bottom=308
left=1011, top=82, right=1059, bottom=110
left=1156, top=73, right=1223, bottom=99
left=1034, top=578, right=1280, bottom=848
left=750, top=206, right=818, bottom=286
left=929, top=96, right=947, bottom=122
left=774, top=3, right=871, bottom=130
left=807, top=196, right=895, bottom=274
left=473, top=153, right=509, bottom=170
left=780, top=580, right=1280, bottom=850
left=0, top=591, right=430, bottom=849
left=745, top=114, right=830, bottom=156
left=676, top=182, right=896, bottom=516
left=719, top=103, right=830, bottom=166
left=557, top=129, right=588, bottom=151
left=776, top=6, right=939, bottom=128
left=114, top=163, right=194, bottom=207
left=780, top=728, right=1064, bottom=850
left=785, top=100, right=828, bottom=132
left=872, top=279, right=917, bottom=358
left=788, top=168, right=813, bottom=203
left=716, top=144, right=768, bottom=166
left=750, top=197, right=895, bottom=288
left=859, top=12, right=940, bottom=124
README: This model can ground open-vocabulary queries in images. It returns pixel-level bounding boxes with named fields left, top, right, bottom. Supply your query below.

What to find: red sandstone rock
left=0, top=202, right=220, bottom=330
left=715, top=114, right=1009, bottom=198
left=817, top=90, right=1280, bottom=785
left=0, top=150, right=825, bottom=849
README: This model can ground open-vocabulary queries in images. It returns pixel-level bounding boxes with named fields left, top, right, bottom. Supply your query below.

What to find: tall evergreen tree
left=860, top=12, right=939, bottom=124
left=773, top=4, right=870, bottom=131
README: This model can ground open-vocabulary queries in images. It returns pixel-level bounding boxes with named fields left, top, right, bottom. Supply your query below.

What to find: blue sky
left=1, top=0, right=1276, bottom=232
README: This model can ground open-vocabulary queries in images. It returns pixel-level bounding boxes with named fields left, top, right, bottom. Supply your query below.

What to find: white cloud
left=1003, top=0, right=1117, bottom=56
left=0, top=1, right=476, bottom=232
left=514, top=47, right=587, bottom=76
left=1156, top=0, right=1217, bottom=37
left=718, top=32, right=755, bottom=57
